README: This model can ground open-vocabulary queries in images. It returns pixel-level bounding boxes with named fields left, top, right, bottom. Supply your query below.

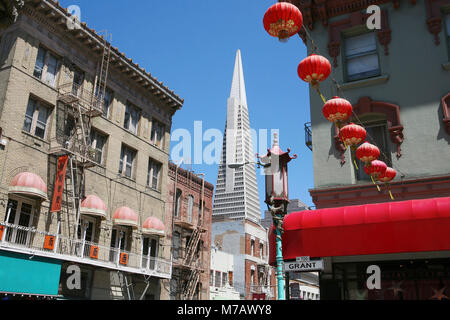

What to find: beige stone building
left=0, top=0, right=183, bottom=300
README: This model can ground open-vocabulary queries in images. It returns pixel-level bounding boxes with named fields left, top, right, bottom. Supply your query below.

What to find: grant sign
left=284, top=257, right=324, bottom=272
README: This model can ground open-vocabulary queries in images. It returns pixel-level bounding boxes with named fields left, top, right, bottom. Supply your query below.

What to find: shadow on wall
left=328, top=124, right=345, bottom=166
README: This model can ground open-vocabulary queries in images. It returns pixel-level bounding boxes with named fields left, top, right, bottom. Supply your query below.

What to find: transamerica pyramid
left=212, top=50, right=261, bottom=223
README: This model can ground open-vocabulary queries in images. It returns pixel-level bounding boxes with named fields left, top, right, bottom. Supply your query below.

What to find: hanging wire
left=300, top=25, right=406, bottom=179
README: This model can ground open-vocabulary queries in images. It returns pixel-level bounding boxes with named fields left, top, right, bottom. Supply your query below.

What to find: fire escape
left=50, top=32, right=111, bottom=241
left=181, top=226, right=202, bottom=299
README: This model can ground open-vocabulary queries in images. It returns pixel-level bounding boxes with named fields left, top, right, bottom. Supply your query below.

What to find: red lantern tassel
left=371, top=175, right=381, bottom=192
left=315, top=87, right=327, bottom=104
left=386, top=183, right=394, bottom=200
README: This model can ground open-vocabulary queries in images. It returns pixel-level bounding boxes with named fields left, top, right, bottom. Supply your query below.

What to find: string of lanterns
left=263, top=2, right=397, bottom=200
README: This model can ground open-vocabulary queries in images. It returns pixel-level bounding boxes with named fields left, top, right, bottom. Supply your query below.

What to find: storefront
left=269, top=196, right=450, bottom=300
left=0, top=250, right=62, bottom=298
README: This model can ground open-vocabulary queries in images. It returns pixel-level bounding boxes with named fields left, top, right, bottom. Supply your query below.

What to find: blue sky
left=59, top=0, right=314, bottom=211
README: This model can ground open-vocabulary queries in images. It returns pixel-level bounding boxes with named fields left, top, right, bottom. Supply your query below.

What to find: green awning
left=0, top=251, right=62, bottom=296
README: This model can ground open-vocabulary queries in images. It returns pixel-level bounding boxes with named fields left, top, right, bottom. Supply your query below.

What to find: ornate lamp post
left=258, top=133, right=297, bottom=300
left=228, top=133, right=296, bottom=300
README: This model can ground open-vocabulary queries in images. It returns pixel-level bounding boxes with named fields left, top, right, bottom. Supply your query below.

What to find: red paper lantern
left=263, top=2, right=303, bottom=41
left=297, top=54, right=331, bottom=86
left=356, top=142, right=380, bottom=164
left=363, top=160, right=387, bottom=179
left=339, top=123, right=366, bottom=147
left=322, top=96, right=353, bottom=124
left=378, top=167, right=397, bottom=183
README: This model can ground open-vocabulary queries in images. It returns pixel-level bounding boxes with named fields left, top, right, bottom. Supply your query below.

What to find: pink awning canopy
left=8, top=172, right=48, bottom=201
left=113, top=207, right=138, bottom=229
left=142, top=216, right=165, bottom=237
left=81, top=195, right=107, bottom=219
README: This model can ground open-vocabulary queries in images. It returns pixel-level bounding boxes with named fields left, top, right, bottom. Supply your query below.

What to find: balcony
left=0, top=222, right=172, bottom=279
left=57, top=83, right=103, bottom=117
left=305, top=122, right=312, bottom=151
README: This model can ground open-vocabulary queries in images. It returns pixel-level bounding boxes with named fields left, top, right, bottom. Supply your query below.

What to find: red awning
left=269, top=197, right=450, bottom=265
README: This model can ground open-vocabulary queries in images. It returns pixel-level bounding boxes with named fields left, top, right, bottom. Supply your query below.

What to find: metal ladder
left=95, top=32, right=111, bottom=110
left=184, top=227, right=201, bottom=266
left=118, top=271, right=135, bottom=300
left=183, top=269, right=200, bottom=300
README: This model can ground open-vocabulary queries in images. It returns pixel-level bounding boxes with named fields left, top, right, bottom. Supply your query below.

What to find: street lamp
left=228, top=133, right=297, bottom=300
left=258, top=133, right=297, bottom=300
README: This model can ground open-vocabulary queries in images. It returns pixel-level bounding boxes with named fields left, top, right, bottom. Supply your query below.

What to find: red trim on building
left=269, top=197, right=450, bottom=265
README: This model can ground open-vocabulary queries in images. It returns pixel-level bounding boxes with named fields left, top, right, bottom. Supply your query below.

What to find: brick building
left=0, top=0, right=183, bottom=299
left=212, top=218, right=277, bottom=300
left=164, top=162, right=214, bottom=300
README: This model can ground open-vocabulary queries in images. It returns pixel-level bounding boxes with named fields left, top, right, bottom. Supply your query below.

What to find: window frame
left=151, top=118, right=165, bottom=149
left=23, top=97, right=51, bottom=140
left=118, top=144, right=137, bottom=179
left=147, top=158, right=162, bottom=190
left=444, top=11, right=450, bottom=61
left=90, top=129, right=107, bottom=165
left=33, top=46, right=60, bottom=87
left=354, top=118, right=392, bottom=181
left=124, top=103, right=140, bottom=135
left=343, top=31, right=381, bottom=82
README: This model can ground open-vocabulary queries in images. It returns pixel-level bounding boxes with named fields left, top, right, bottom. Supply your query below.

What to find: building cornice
left=286, top=0, right=416, bottom=31
left=23, top=0, right=183, bottom=112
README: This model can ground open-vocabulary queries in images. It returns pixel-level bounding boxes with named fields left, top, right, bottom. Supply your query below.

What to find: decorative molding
left=442, top=93, right=450, bottom=134
left=327, top=10, right=391, bottom=67
left=425, top=0, right=450, bottom=45
left=290, top=0, right=416, bottom=30
left=339, top=74, right=390, bottom=90
left=352, top=96, right=404, bottom=158
left=310, top=175, right=450, bottom=209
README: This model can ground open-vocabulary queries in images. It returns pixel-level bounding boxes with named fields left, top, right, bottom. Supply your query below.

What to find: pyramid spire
left=229, top=49, right=247, bottom=106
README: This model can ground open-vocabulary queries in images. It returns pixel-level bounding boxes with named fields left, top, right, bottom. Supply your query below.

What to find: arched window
left=174, top=189, right=182, bottom=217
left=187, top=195, right=194, bottom=222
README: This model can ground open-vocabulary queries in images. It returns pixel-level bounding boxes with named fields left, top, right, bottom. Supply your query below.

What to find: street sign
left=284, top=259, right=324, bottom=272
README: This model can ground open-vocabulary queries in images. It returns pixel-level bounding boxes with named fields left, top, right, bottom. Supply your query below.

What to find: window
left=355, top=121, right=391, bottom=181
left=215, top=271, right=221, bottom=287
left=124, top=103, right=140, bottom=134
left=222, top=272, right=227, bottom=287
left=142, top=236, right=158, bottom=269
left=260, top=243, right=264, bottom=259
left=151, top=119, right=165, bottom=148
left=90, top=129, right=107, bottom=164
left=173, top=231, right=181, bottom=259
left=33, top=46, right=59, bottom=87
left=175, top=189, right=182, bottom=217
left=147, top=159, right=162, bottom=190
left=228, top=271, right=233, bottom=286
left=119, top=145, right=136, bottom=178
left=344, top=32, right=380, bottom=82
left=102, top=88, right=114, bottom=118
left=210, top=270, right=214, bottom=286
left=23, top=98, right=51, bottom=139
left=72, top=69, right=84, bottom=97
left=109, top=227, right=127, bottom=263
left=3, top=198, right=34, bottom=245
left=251, top=239, right=255, bottom=256
left=187, top=195, right=194, bottom=222
left=446, top=13, right=450, bottom=59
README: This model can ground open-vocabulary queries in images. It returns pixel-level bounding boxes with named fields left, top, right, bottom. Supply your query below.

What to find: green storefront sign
left=0, top=250, right=62, bottom=296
